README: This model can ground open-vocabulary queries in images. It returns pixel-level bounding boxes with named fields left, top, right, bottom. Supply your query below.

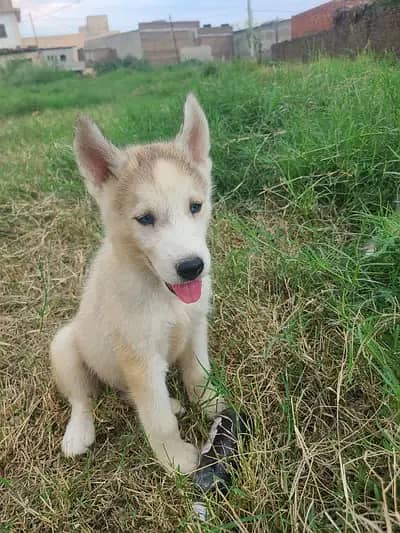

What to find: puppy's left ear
left=176, top=93, right=211, bottom=172
left=74, top=115, right=123, bottom=192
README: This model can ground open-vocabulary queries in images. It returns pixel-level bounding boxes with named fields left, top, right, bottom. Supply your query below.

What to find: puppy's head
left=74, top=94, right=212, bottom=304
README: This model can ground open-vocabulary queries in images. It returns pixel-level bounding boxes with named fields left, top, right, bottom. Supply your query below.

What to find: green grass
left=0, top=57, right=399, bottom=531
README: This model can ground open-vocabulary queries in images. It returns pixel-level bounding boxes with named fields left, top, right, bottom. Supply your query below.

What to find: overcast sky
left=14, top=0, right=324, bottom=37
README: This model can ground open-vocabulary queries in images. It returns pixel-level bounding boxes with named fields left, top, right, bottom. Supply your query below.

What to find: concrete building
left=84, top=47, right=117, bottom=65
left=0, top=46, right=86, bottom=71
left=79, top=15, right=110, bottom=36
left=0, top=10, right=118, bottom=72
left=0, top=47, right=36, bottom=67
left=22, top=15, right=117, bottom=49
left=291, top=0, right=367, bottom=39
left=0, top=0, right=21, bottom=49
left=84, top=30, right=143, bottom=60
left=135, top=20, right=234, bottom=64
left=139, top=20, right=199, bottom=64
left=234, top=19, right=291, bottom=59
left=180, top=44, right=212, bottom=62
left=23, top=33, right=86, bottom=49
left=199, top=24, right=233, bottom=60
left=41, top=46, right=85, bottom=71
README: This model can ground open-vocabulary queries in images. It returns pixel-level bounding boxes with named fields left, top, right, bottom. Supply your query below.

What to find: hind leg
left=50, top=324, right=96, bottom=457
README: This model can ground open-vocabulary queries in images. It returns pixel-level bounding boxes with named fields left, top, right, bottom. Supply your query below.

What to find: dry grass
left=1, top=191, right=398, bottom=531
left=1, top=195, right=193, bottom=531
left=1, top=58, right=400, bottom=532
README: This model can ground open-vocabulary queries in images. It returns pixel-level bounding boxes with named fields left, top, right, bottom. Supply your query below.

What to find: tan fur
left=169, top=322, right=189, bottom=364
left=50, top=94, right=225, bottom=473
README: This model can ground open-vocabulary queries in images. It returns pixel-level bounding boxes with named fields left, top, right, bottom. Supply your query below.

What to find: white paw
left=169, top=397, right=185, bottom=415
left=155, top=439, right=198, bottom=474
left=168, top=441, right=199, bottom=474
left=61, top=414, right=95, bottom=457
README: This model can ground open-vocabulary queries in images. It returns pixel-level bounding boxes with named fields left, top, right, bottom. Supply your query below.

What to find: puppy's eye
left=190, top=202, right=202, bottom=215
left=135, top=214, right=155, bottom=226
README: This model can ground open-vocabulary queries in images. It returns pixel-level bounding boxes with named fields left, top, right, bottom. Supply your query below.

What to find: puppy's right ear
left=74, top=115, right=122, bottom=191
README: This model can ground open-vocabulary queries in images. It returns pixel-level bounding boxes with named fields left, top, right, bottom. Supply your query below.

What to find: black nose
left=176, top=257, right=204, bottom=281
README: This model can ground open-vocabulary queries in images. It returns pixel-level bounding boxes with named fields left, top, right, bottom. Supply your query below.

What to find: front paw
left=154, top=439, right=198, bottom=474
left=62, top=414, right=95, bottom=457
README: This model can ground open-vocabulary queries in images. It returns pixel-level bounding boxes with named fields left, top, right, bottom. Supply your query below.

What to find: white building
left=42, top=46, right=85, bottom=71
left=0, top=0, right=21, bottom=49
left=0, top=45, right=87, bottom=72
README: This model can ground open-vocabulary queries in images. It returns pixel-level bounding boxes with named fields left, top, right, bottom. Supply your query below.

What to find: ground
left=0, top=58, right=399, bottom=532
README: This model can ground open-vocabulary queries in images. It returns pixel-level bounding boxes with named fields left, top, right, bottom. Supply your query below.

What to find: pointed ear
left=176, top=93, right=210, bottom=166
left=74, top=115, right=122, bottom=188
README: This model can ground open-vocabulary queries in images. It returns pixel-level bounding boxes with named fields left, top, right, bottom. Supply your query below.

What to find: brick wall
left=138, top=20, right=234, bottom=64
left=140, top=29, right=196, bottom=64
left=199, top=25, right=233, bottom=60
left=138, top=21, right=198, bottom=64
left=272, top=2, right=400, bottom=61
left=292, top=0, right=367, bottom=39
left=138, top=21, right=199, bottom=32
left=84, top=30, right=143, bottom=60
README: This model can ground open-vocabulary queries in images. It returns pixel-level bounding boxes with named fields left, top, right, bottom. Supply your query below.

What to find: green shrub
left=121, top=55, right=151, bottom=71
left=92, top=57, right=122, bottom=74
left=202, top=62, right=218, bottom=76
left=93, top=56, right=151, bottom=74
left=0, top=61, right=74, bottom=86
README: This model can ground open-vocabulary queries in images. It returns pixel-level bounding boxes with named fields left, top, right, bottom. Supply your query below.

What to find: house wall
left=43, top=47, right=76, bottom=64
left=23, top=33, right=85, bottom=49
left=142, top=29, right=195, bottom=64
left=198, top=25, right=233, bottom=60
left=23, top=15, right=117, bottom=49
left=84, top=30, right=143, bottom=59
left=84, top=47, right=117, bottom=64
left=0, top=11, right=21, bottom=49
left=180, top=44, right=212, bottom=62
left=0, top=46, right=85, bottom=70
left=233, top=19, right=291, bottom=59
left=138, top=21, right=198, bottom=64
left=83, top=20, right=234, bottom=64
left=233, top=30, right=249, bottom=58
left=138, top=20, right=199, bottom=32
left=0, top=49, right=39, bottom=67
left=257, top=20, right=291, bottom=58
left=41, top=47, right=85, bottom=71
left=85, top=15, right=109, bottom=36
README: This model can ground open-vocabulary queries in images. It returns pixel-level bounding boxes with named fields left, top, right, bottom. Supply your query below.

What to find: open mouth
left=166, top=279, right=202, bottom=304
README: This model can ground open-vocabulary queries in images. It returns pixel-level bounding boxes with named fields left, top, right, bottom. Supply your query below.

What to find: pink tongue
left=171, top=279, right=202, bottom=304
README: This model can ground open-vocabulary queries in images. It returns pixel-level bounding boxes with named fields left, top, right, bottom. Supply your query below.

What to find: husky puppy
left=50, top=94, right=224, bottom=473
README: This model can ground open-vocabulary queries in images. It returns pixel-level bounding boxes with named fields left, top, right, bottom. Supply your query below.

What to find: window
left=0, top=24, right=7, bottom=39
left=60, top=54, right=66, bottom=62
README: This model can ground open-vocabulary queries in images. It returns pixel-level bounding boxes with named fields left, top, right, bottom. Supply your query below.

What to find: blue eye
left=190, top=202, right=202, bottom=215
left=136, top=213, right=155, bottom=226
